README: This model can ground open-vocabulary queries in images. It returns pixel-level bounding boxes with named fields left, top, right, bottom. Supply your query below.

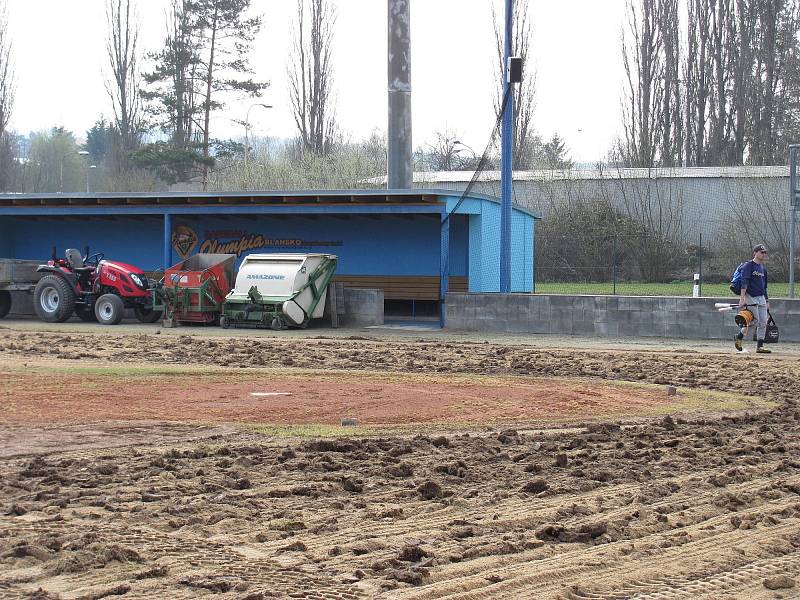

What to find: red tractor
left=34, top=247, right=162, bottom=325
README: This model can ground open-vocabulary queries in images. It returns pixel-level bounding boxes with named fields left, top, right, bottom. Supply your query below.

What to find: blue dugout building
left=0, top=189, right=538, bottom=315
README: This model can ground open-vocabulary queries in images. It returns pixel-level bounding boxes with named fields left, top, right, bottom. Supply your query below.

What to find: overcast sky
left=6, top=0, right=627, bottom=164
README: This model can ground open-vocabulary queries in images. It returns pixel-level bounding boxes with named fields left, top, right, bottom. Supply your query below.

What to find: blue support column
left=500, top=0, right=514, bottom=294
left=163, top=213, right=172, bottom=269
left=439, top=211, right=450, bottom=328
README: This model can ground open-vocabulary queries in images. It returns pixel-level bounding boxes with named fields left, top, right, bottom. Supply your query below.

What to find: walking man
left=735, top=244, right=770, bottom=353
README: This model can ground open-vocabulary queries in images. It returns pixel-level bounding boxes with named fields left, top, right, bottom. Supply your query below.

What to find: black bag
left=752, top=312, right=779, bottom=343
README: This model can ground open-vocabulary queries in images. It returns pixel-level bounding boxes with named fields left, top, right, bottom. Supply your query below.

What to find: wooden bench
left=331, top=275, right=467, bottom=301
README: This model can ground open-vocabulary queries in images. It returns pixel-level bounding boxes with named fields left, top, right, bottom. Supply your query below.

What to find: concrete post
left=388, top=0, right=412, bottom=190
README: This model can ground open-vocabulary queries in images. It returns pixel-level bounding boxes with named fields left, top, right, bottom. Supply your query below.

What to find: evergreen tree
left=193, top=0, right=268, bottom=187
left=140, top=0, right=266, bottom=185
left=543, top=133, right=573, bottom=169
left=140, top=0, right=203, bottom=182
left=85, top=119, right=113, bottom=163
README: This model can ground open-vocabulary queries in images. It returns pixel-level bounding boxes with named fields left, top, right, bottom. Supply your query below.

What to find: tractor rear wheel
left=0, top=290, right=11, bottom=319
left=75, top=307, right=97, bottom=322
left=134, top=306, right=162, bottom=323
left=34, top=275, right=76, bottom=323
left=94, top=293, right=125, bottom=325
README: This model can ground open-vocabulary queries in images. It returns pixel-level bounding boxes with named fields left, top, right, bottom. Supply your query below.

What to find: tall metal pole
left=163, top=213, right=173, bottom=270
left=388, top=0, right=412, bottom=189
left=500, top=0, right=514, bottom=293
left=790, top=145, right=799, bottom=298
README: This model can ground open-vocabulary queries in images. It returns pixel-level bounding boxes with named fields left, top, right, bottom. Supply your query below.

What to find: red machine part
left=160, top=254, right=235, bottom=324
left=96, top=261, right=151, bottom=298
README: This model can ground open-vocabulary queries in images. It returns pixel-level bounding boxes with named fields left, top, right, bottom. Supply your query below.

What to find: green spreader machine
left=220, top=253, right=338, bottom=330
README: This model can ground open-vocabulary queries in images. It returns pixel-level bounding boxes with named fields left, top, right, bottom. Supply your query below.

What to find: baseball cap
left=753, top=244, right=768, bottom=254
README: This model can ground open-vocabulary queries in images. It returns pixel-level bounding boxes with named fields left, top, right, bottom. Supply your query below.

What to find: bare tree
left=0, top=3, right=15, bottom=191
left=659, top=0, right=683, bottom=166
left=492, top=0, right=538, bottom=169
left=728, top=0, right=755, bottom=164
left=424, top=129, right=467, bottom=172
left=748, top=0, right=800, bottom=164
left=288, top=0, right=337, bottom=155
left=624, top=0, right=800, bottom=168
left=620, top=0, right=665, bottom=167
left=105, top=0, right=143, bottom=171
left=614, top=170, right=687, bottom=281
left=0, top=3, right=11, bottom=136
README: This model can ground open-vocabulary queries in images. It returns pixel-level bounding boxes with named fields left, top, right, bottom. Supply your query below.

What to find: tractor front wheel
left=219, top=315, right=230, bottom=329
left=94, top=294, right=125, bottom=325
left=134, top=305, right=162, bottom=323
left=0, top=290, right=11, bottom=319
left=34, top=276, right=76, bottom=323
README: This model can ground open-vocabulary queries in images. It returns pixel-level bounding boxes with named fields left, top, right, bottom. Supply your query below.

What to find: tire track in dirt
left=561, top=551, right=800, bottom=599
left=387, top=519, right=800, bottom=599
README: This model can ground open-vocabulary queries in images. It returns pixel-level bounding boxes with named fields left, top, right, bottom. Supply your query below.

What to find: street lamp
left=453, top=140, right=478, bottom=170
left=76, top=151, right=91, bottom=193
left=453, top=140, right=478, bottom=159
left=60, top=150, right=89, bottom=193
left=244, top=102, right=272, bottom=168
left=87, top=165, right=97, bottom=193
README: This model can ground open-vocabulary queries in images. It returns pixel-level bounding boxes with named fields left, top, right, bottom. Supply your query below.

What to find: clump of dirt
left=434, top=461, right=467, bottom=478
left=388, top=462, right=414, bottom=477
left=417, top=480, right=444, bottom=500
left=341, top=477, right=363, bottom=493
left=134, top=565, right=169, bottom=579
left=48, top=544, right=143, bottom=575
left=178, top=574, right=242, bottom=592
left=521, top=478, right=549, bottom=494
left=398, top=544, right=431, bottom=562
left=764, top=575, right=796, bottom=590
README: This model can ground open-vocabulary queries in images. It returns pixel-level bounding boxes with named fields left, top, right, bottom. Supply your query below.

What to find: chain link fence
left=534, top=231, right=793, bottom=297
left=422, top=165, right=795, bottom=298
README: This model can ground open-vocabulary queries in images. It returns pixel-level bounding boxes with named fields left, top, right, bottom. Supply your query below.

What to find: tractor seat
left=65, top=248, right=85, bottom=269
left=73, top=266, right=96, bottom=275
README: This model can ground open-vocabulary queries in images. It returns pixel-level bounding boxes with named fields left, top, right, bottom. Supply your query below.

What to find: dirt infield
left=1, top=325, right=799, bottom=599
left=1, top=367, right=748, bottom=430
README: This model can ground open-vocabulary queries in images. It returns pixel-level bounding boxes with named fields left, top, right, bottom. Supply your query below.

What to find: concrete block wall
left=340, top=288, right=384, bottom=327
left=446, top=293, right=800, bottom=341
